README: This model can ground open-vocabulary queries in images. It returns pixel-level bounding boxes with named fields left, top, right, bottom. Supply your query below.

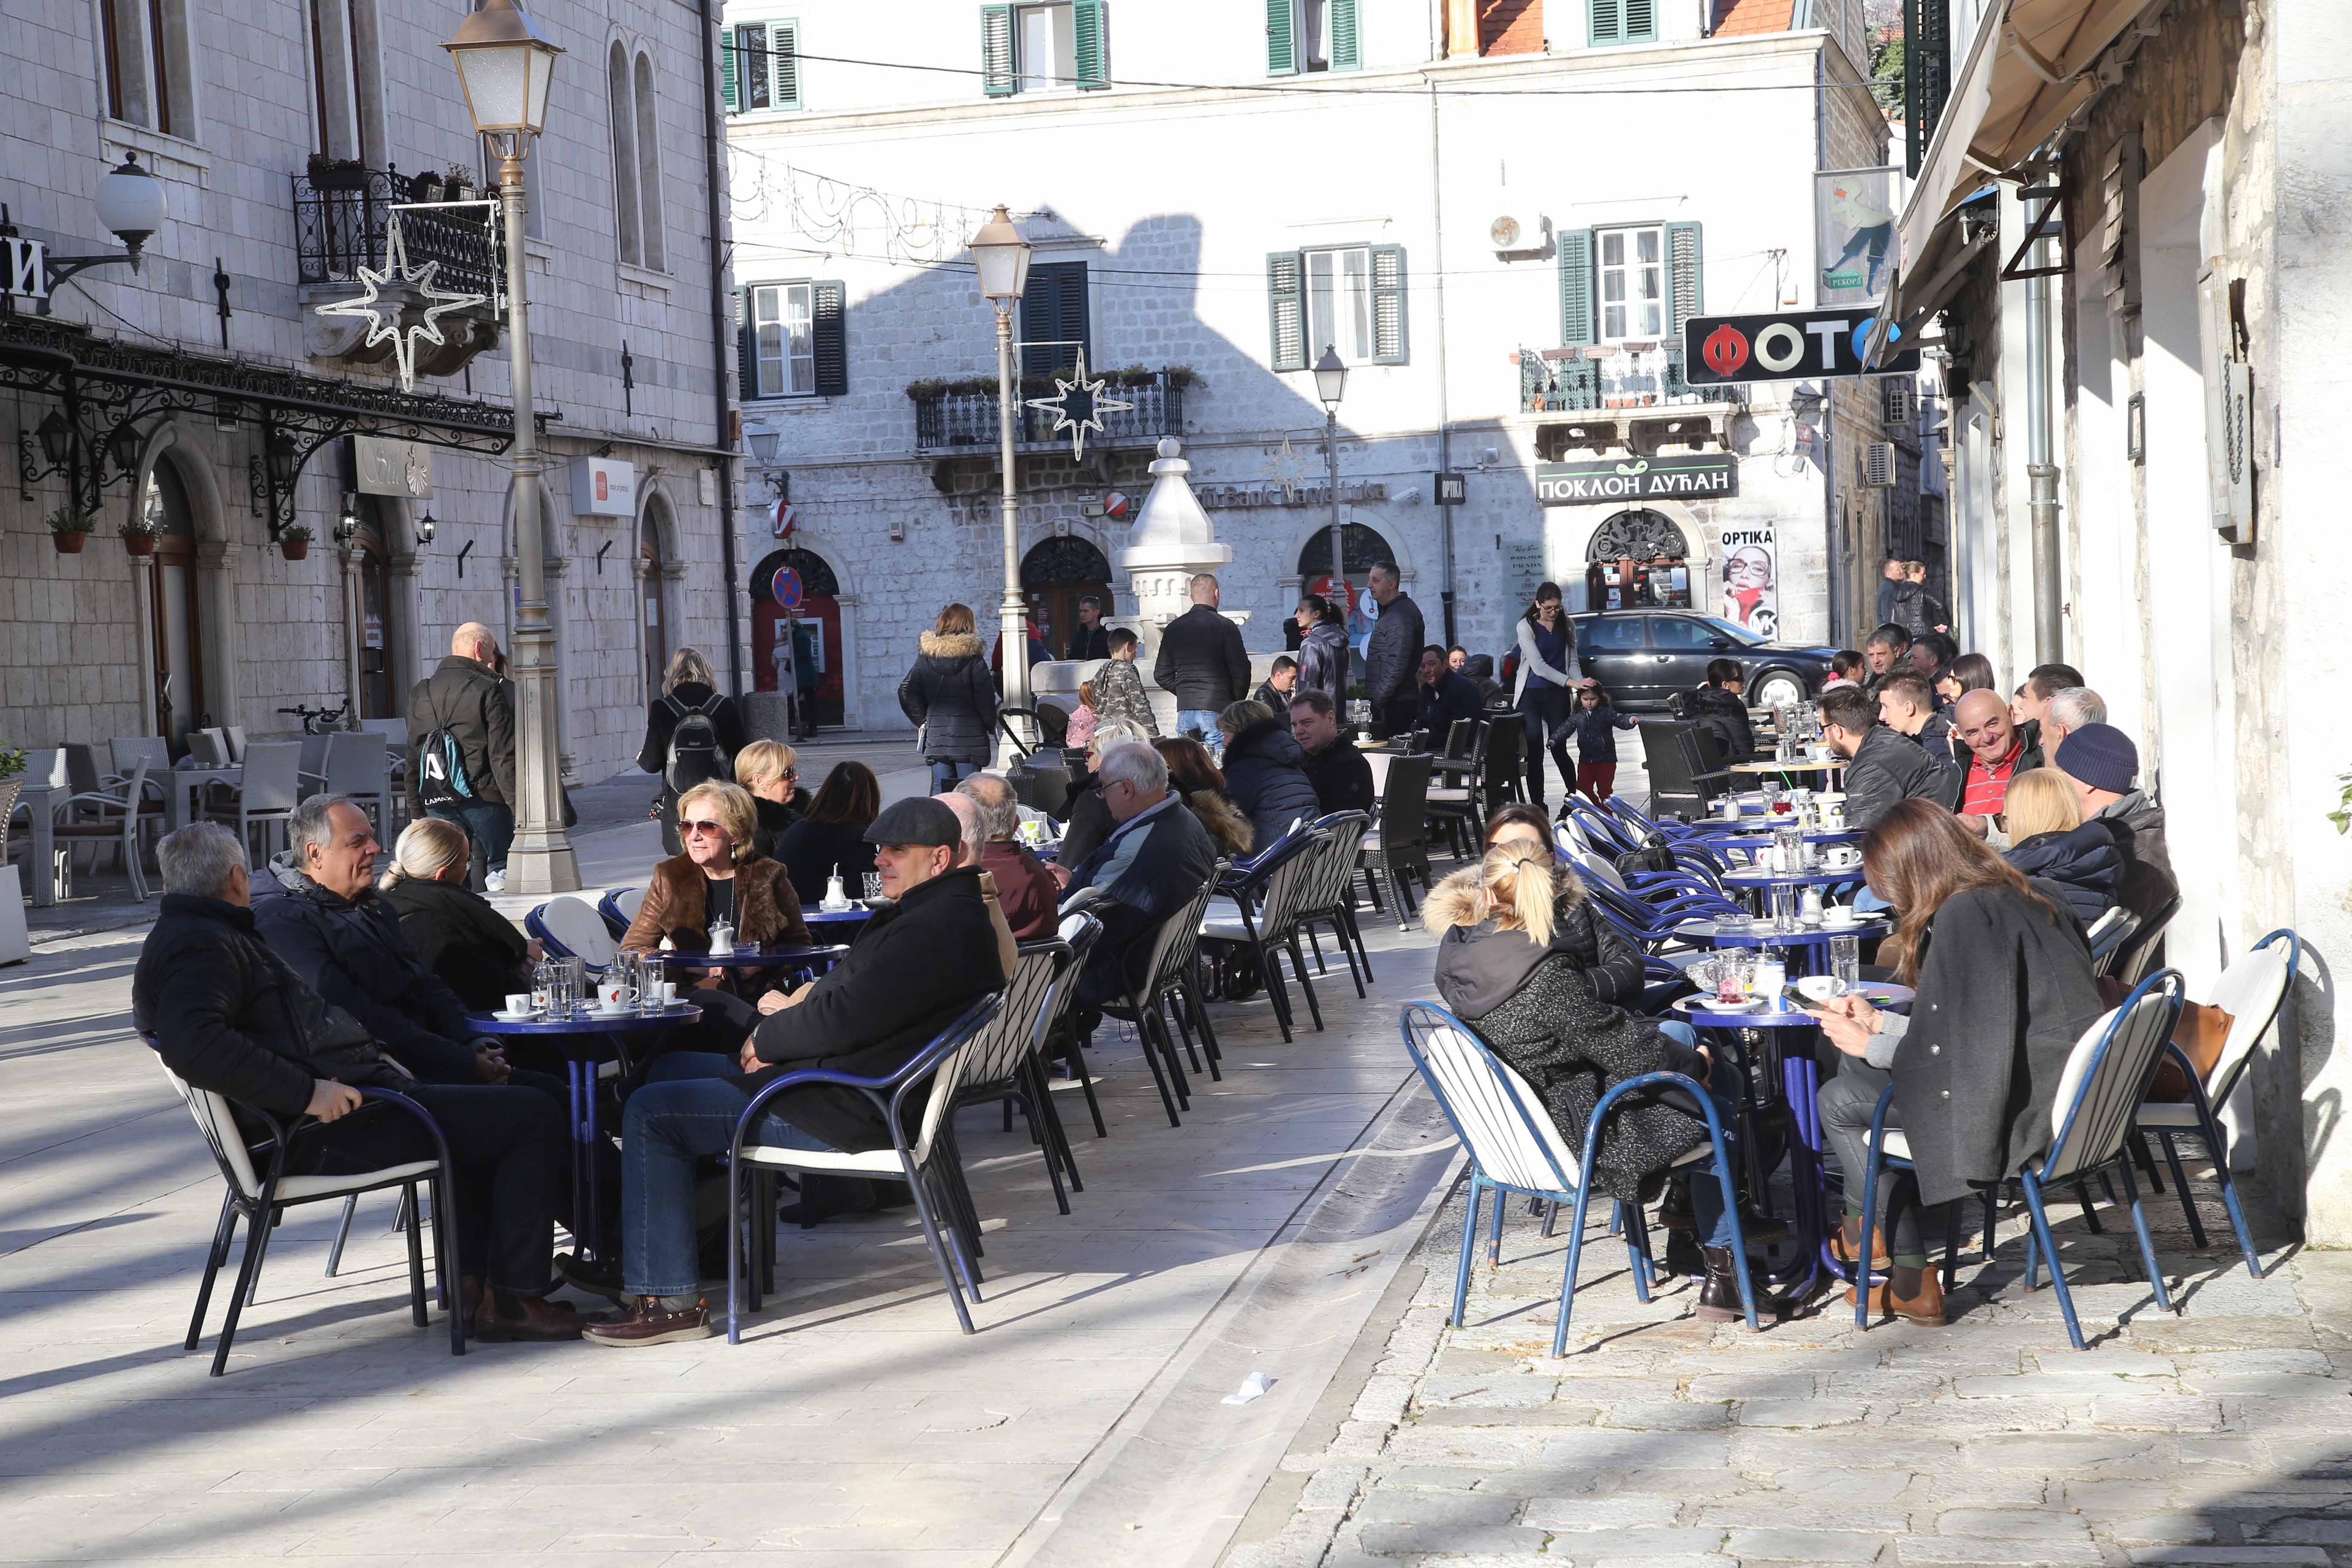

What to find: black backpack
left=662, top=692, right=730, bottom=796
left=411, top=683, right=475, bottom=809
left=1613, top=835, right=1678, bottom=877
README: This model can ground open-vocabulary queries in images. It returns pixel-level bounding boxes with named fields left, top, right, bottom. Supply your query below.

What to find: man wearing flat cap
left=582, top=794, right=1008, bottom=1346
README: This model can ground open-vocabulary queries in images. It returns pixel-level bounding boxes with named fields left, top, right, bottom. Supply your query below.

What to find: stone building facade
left=2, top=0, right=742, bottom=788
left=721, top=0, right=1897, bottom=731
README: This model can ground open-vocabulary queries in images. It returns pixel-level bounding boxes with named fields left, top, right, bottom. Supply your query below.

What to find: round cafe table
left=1717, top=865, right=1872, bottom=892
left=1672, top=916, right=1890, bottom=966
left=469, top=1002, right=702, bottom=1261
left=655, top=942, right=851, bottom=998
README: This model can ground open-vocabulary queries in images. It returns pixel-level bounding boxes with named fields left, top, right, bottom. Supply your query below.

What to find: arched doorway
left=351, top=499, right=399, bottom=719
left=144, top=458, right=205, bottom=746
left=749, top=546, right=843, bottom=728
left=1295, top=522, right=1393, bottom=649
left=1020, top=535, right=1112, bottom=661
left=1583, top=508, right=1694, bottom=612
left=639, top=506, right=668, bottom=701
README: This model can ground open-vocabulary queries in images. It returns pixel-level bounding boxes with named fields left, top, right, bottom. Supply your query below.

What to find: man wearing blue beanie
left=2057, top=722, right=2176, bottom=929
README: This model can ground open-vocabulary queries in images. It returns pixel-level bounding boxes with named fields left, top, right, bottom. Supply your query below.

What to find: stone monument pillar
left=1117, top=437, right=1246, bottom=733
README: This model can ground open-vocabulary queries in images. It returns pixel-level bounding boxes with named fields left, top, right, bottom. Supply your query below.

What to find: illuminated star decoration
left=1023, top=350, right=1133, bottom=459
left=312, top=213, right=489, bottom=392
left=1265, top=434, right=1311, bottom=501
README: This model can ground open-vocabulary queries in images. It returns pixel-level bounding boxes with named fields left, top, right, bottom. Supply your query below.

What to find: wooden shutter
left=1665, top=221, right=1702, bottom=339
left=719, top=19, right=740, bottom=111
left=1268, top=251, right=1305, bottom=372
left=812, top=279, right=846, bottom=396
left=1266, top=0, right=1295, bottom=74
left=1072, top=0, right=1109, bottom=89
left=1330, top=0, right=1360, bottom=70
left=1371, top=244, right=1407, bottom=364
left=1022, top=262, right=1090, bottom=376
left=981, top=5, right=1016, bottom=95
left=1590, top=0, right=1623, bottom=45
left=1558, top=228, right=1594, bottom=347
left=1623, top=0, right=1656, bottom=40
left=772, top=19, right=801, bottom=109
left=736, top=286, right=761, bottom=399
left=737, top=22, right=769, bottom=109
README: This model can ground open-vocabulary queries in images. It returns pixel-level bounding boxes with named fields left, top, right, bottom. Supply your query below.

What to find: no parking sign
left=769, top=565, right=804, bottom=611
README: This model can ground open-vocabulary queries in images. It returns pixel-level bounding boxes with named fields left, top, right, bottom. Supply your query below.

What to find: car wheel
left=1751, top=669, right=1807, bottom=709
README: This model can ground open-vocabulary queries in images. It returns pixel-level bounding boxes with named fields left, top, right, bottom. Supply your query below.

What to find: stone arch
left=128, top=428, right=240, bottom=737
left=1571, top=502, right=1713, bottom=615
left=1275, top=510, right=1417, bottom=619
left=636, top=482, right=684, bottom=706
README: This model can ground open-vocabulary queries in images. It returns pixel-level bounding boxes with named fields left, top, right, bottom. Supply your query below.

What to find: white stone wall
left=1, top=0, right=741, bottom=786
left=727, top=17, right=1881, bottom=729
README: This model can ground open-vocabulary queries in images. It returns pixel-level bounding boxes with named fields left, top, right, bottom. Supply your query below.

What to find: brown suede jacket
left=620, top=851, right=810, bottom=954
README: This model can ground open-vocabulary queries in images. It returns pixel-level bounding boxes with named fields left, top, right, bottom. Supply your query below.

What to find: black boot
left=1662, top=1227, right=1706, bottom=1281
left=1697, top=1245, right=1787, bottom=1325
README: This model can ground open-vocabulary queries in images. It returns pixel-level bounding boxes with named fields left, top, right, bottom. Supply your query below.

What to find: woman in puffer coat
left=1216, top=699, right=1324, bottom=850
left=1999, top=768, right=2122, bottom=927
left=898, top=601, right=1000, bottom=791
left=1426, top=839, right=1768, bottom=1324
left=1294, top=595, right=1352, bottom=714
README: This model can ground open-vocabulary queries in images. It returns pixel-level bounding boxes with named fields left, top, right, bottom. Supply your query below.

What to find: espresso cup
left=503, top=992, right=533, bottom=1015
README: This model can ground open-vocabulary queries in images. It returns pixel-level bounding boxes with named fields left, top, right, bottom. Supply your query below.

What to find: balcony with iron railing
left=294, top=162, right=502, bottom=377
left=910, top=368, right=1188, bottom=453
left=1518, top=346, right=1745, bottom=413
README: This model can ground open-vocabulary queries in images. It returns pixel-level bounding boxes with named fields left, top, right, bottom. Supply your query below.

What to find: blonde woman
left=638, top=647, right=747, bottom=855
left=734, top=738, right=805, bottom=859
left=897, top=602, right=998, bottom=790
left=379, top=816, right=538, bottom=1010
left=2000, top=766, right=2124, bottom=924
left=621, top=781, right=809, bottom=969
left=1425, top=841, right=1770, bottom=1324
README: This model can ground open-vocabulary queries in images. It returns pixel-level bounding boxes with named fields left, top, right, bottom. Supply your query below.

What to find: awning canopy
left=1894, top=0, right=2154, bottom=300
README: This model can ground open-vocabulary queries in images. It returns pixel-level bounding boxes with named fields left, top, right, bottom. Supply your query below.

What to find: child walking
left=1569, top=682, right=1638, bottom=804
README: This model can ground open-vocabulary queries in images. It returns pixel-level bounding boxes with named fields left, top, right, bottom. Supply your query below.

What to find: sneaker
left=582, top=1295, right=716, bottom=1347
left=485, top=869, right=508, bottom=894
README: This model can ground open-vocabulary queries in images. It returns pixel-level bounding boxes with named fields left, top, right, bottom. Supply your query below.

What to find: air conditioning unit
left=1883, top=380, right=1915, bottom=426
left=1488, top=212, right=1549, bottom=254
left=1862, top=440, right=1898, bottom=488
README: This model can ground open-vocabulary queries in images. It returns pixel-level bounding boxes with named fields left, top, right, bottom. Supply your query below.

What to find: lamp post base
left=500, top=837, right=581, bottom=896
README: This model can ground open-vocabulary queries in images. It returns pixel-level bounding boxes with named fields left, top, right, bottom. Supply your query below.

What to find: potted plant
left=306, top=152, right=369, bottom=191
left=45, top=505, right=94, bottom=554
left=904, top=378, right=949, bottom=401
left=410, top=170, right=443, bottom=203
left=279, top=524, right=314, bottom=561
left=445, top=166, right=476, bottom=202
left=120, top=511, right=160, bottom=556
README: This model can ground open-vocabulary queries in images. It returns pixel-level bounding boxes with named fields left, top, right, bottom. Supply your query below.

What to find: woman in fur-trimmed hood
left=897, top=601, right=1001, bottom=788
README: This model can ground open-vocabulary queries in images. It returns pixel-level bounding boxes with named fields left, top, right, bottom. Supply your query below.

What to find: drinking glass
left=862, top=873, right=884, bottom=903
left=530, top=959, right=555, bottom=1016
left=1713, top=953, right=1745, bottom=1005
left=1830, top=934, right=1861, bottom=994
left=558, top=957, right=586, bottom=1019
left=1770, top=882, right=1798, bottom=932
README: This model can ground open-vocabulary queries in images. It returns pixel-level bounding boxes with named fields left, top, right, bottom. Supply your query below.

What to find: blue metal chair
left=1853, top=970, right=2186, bottom=1348
left=2133, top=930, right=2297, bottom=1280
left=597, top=886, right=644, bottom=941
left=1400, top=1002, right=1755, bottom=1356
left=526, top=895, right=617, bottom=964
left=723, top=993, right=1003, bottom=1341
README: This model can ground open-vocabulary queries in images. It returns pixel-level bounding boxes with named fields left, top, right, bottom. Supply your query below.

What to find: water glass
left=1830, top=934, right=1861, bottom=994
left=557, top=956, right=586, bottom=1019
left=530, top=959, right=555, bottom=1016
left=1770, top=881, right=1798, bottom=932
left=862, top=873, right=884, bottom=902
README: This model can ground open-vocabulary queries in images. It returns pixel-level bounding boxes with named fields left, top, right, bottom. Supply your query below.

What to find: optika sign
left=1536, top=454, right=1738, bottom=505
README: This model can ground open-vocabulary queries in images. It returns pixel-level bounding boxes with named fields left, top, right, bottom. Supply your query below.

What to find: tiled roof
left=1711, top=0, right=1797, bottom=37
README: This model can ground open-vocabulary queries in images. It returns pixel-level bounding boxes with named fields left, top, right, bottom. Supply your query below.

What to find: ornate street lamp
left=1313, top=345, right=1348, bottom=624
left=971, top=205, right=1034, bottom=765
left=445, top=0, right=576, bottom=892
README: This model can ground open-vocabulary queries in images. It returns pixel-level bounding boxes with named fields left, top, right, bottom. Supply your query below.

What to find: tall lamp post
left=444, top=0, right=576, bottom=893
left=971, top=206, right=1034, bottom=766
left=1313, top=345, right=1349, bottom=623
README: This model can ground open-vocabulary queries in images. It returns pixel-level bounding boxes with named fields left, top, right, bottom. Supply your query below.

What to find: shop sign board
left=1683, top=307, right=1921, bottom=385
left=1536, top=454, right=1738, bottom=505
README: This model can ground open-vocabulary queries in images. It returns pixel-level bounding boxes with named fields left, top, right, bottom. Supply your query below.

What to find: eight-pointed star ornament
left=1023, top=350, right=1134, bottom=460
left=312, top=213, right=489, bottom=392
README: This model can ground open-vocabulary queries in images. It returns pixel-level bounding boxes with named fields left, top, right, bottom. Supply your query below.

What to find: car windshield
left=1694, top=616, right=1767, bottom=646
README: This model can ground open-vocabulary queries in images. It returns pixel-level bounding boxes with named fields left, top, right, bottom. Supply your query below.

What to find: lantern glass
left=445, top=0, right=563, bottom=136
left=93, top=154, right=167, bottom=254
left=970, top=206, right=1032, bottom=303
left=266, top=434, right=296, bottom=488
left=36, top=410, right=70, bottom=467
left=1312, top=346, right=1348, bottom=410
left=107, top=422, right=143, bottom=474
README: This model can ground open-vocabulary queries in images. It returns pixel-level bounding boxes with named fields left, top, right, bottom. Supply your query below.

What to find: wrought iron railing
left=913, top=370, right=1185, bottom=452
left=293, top=166, right=501, bottom=306
left=1518, top=349, right=1744, bottom=413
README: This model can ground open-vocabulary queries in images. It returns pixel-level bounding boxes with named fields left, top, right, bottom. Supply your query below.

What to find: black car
left=1570, top=611, right=1834, bottom=712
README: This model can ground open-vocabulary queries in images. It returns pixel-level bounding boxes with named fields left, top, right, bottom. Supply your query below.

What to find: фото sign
left=1683, top=307, right=1921, bottom=385
left=1536, top=454, right=1738, bottom=506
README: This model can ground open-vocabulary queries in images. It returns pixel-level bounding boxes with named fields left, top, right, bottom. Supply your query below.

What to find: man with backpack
left=409, top=623, right=519, bottom=892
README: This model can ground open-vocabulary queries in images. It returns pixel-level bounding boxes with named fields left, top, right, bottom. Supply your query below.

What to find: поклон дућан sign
left=1536, top=454, right=1738, bottom=505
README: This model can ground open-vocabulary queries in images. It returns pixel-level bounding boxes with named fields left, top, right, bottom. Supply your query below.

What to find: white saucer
left=1707, top=996, right=1763, bottom=1012
left=492, top=1008, right=540, bottom=1022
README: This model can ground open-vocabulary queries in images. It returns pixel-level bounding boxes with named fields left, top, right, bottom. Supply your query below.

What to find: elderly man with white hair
left=1059, top=742, right=1217, bottom=1014
left=410, top=620, right=518, bottom=891
left=2043, top=687, right=2106, bottom=760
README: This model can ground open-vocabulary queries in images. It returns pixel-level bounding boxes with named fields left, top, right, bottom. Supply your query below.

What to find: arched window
left=608, top=42, right=642, bottom=267
left=1020, top=536, right=1113, bottom=661
left=144, top=458, right=206, bottom=745
left=640, top=503, right=668, bottom=700
left=633, top=53, right=666, bottom=271
left=1583, top=508, right=1693, bottom=611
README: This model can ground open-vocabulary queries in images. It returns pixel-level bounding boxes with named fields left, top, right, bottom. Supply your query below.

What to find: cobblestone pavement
left=1227, top=1158, right=2352, bottom=1568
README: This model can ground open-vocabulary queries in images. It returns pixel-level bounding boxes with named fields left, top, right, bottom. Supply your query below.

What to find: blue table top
left=802, top=905, right=876, bottom=924
left=1698, top=823, right=1863, bottom=843
left=1674, top=982, right=1915, bottom=1029
left=1673, top=916, right=1890, bottom=948
left=654, top=943, right=848, bottom=968
left=1718, top=865, right=1871, bottom=888
left=469, top=1001, right=699, bottom=1035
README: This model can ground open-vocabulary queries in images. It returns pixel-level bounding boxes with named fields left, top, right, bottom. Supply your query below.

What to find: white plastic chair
left=2135, top=931, right=2297, bottom=1278
left=153, top=1052, right=458, bottom=1376
left=51, top=757, right=154, bottom=900
left=208, top=742, right=303, bottom=864
left=323, top=731, right=392, bottom=832
left=527, top=895, right=617, bottom=965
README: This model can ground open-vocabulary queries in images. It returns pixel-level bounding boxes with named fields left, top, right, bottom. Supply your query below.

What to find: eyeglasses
left=681, top=819, right=726, bottom=837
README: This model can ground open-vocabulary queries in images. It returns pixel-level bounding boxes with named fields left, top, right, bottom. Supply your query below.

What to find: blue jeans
left=1657, top=1020, right=1745, bottom=1251
left=929, top=760, right=983, bottom=792
left=1853, top=886, right=1890, bottom=913
left=620, top=1052, right=835, bottom=1298
left=1176, top=710, right=1225, bottom=759
left=428, top=800, right=514, bottom=875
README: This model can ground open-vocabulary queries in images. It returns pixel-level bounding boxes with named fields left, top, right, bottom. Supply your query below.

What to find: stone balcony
left=294, top=163, right=501, bottom=378
left=910, top=367, right=1188, bottom=454
left=1518, top=345, right=1745, bottom=456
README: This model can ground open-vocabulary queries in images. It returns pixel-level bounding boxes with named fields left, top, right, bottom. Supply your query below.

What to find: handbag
left=1613, top=835, right=1678, bottom=877
left=2147, top=1000, right=2234, bottom=1102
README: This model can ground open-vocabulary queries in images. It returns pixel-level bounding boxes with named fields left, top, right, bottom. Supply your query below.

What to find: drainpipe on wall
left=1426, top=75, right=1457, bottom=646
left=2022, top=257, right=2063, bottom=665
left=699, top=0, right=744, bottom=698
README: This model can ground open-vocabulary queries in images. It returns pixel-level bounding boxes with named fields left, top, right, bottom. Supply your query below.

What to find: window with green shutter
left=1665, top=221, right=1702, bottom=339
left=1267, top=252, right=1305, bottom=371
left=1558, top=228, right=1596, bottom=346
left=1266, top=0, right=1294, bottom=74
left=724, top=21, right=800, bottom=112
left=981, top=2, right=1108, bottom=95
left=1072, top=0, right=1107, bottom=88
left=981, top=5, right=1016, bottom=94
left=771, top=20, right=801, bottom=110
left=1370, top=245, right=1406, bottom=363
left=1330, top=0, right=1359, bottom=70
left=720, top=21, right=740, bottom=110
left=1269, top=244, right=1407, bottom=368
left=1268, top=0, right=1359, bottom=75
left=742, top=279, right=845, bottom=398
left=1589, top=0, right=1656, bottom=45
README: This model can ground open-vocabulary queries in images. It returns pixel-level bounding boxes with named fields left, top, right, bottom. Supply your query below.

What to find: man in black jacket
left=1154, top=574, right=1250, bottom=756
left=1363, top=561, right=1424, bottom=739
left=583, top=797, right=1005, bottom=1345
left=1686, top=659, right=1757, bottom=764
left=1860, top=624, right=1911, bottom=698
left=1291, top=690, right=1375, bottom=815
left=253, top=794, right=520, bottom=1089
left=1412, top=644, right=1481, bottom=751
left=410, top=622, right=519, bottom=892
left=137, top=823, right=578, bottom=1341
left=1820, top=685, right=1945, bottom=830
left=1065, top=594, right=1112, bottom=662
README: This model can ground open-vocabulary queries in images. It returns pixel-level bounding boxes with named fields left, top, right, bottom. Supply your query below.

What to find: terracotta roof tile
left=1711, top=0, right=1796, bottom=37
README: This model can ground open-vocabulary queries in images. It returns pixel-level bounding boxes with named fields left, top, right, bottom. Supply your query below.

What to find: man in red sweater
left=1952, top=688, right=2045, bottom=837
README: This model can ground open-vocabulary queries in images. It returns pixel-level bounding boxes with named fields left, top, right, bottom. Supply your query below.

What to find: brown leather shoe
left=472, top=1291, right=583, bottom=1343
left=1830, top=1215, right=1893, bottom=1270
left=581, top=1295, right=715, bottom=1347
left=1846, top=1263, right=1947, bottom=1325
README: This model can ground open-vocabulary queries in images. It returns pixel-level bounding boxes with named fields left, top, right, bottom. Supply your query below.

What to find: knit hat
left=2056, top=722, right=2136, bottom=796
left=862, top=796, right=963, bottom=850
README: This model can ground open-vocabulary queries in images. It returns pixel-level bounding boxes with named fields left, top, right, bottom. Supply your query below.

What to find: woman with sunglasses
left=621, top=782, right=810, bottom=992
left=734, top=739, right=807, bottom=861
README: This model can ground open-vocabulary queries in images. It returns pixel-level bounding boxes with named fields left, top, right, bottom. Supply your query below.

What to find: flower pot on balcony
left=123, top=532, right=156, bottom=557
left=51, top=531, right=86, bottom=555
left=306, top=156, right=370, bottom=192
left=279, top=530, right=312, bottom=560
